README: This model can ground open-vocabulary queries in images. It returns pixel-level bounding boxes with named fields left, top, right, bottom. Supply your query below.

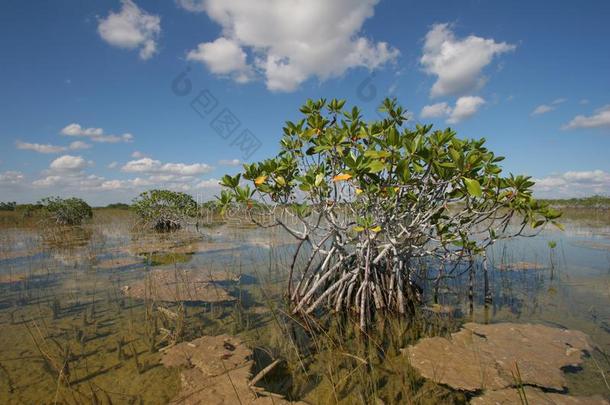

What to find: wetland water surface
left=0, top=209, right=608, bottom=404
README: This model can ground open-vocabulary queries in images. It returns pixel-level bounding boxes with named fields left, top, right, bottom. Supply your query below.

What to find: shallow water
left=0, top=209, right=608, bottom=403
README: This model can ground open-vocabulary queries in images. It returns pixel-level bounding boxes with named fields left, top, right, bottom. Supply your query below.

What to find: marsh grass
left=0, top=208, right=608, bottom=403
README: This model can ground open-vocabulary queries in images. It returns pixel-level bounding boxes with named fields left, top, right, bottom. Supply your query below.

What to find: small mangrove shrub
left=219, top=97, right=562, bottom=330
left=132, top=189, right=197, bottom=231
left=38, top=196, right=93, bottom=225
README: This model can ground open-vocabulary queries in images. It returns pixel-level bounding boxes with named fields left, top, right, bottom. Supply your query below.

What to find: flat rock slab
left=470, top=387, right=609, bottom=405
left=404, top=322, right=592, bottom=392
left=123, top=268, right=236, bottom=303
left=161, top=334, right=301, bottom=405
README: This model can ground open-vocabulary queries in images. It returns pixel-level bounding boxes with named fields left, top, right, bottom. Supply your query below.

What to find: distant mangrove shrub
left=219, top=98, right=561, bottom=330
left=132, top=189, right=197, bottom=231
left=105, top=202, right=131, bottom=210
left=39, top=197, right=93, bottom=225
left=0, top=201, right=17, bottom=211
left=16, top=203, right=43, bottom=218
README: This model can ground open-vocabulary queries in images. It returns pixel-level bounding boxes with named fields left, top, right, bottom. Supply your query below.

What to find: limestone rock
left=404, top=322, right=592, bottom=392
left=405, top=335, right=505, bottom=391
left=470, top=387, right=609, bottom=405
left=161, top=334, right=302, bottom=405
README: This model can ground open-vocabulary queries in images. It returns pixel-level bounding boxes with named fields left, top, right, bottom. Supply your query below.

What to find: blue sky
left=1, top=0, right=609, bottom=205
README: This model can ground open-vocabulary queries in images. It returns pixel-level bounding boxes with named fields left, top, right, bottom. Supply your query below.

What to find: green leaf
left=395, top=159, right=410, bottom=182
left=364, top=150, right=391, bottom=158
left=367, top=160, right=386, bottom=173
left=463, top=177, right=482, bottom=198
left=315, top=173, right=324, bottom=187
left=532, top=219, right=545, bottom=228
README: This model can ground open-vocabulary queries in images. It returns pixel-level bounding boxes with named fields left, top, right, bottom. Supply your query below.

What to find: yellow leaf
left=254, top=175, right=267, bottom=185
left=353, top=226, right=365, bottom=232
left=355, top=188, right=363, bottom=195
left=370, top=226, right=382, bottom=233
left=393, top=187, right=400, bottom=192
left=332, top=173, right=352, bottom=182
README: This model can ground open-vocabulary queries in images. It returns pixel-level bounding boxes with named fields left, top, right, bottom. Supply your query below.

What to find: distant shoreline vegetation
left=2, top=194, right=610, bottom=213
left=538, top=195, right=610, bottom=209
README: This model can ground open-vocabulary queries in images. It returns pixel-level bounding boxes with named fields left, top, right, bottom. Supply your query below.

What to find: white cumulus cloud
left=534, top=170, right=610, bottom=198
left=16, top=141, right=66, bottom=154
left=447, top=96, right=485, bottom=123
left=421, top=23, right=515, bottom=98
left=98, top=0, right=161, bottom=60
left=420, top=96, right=485, bottom=124
left=188, top=38, right=252, bottom=83
left=122, top=157, right=214, bottom=176
left=121, top=158, right=159, bottom=173
left=60, top=123, right=133, bottom=143
left=195, top=178, right=220, bottom=188
left=27, top=153, right=216, bottom=199
left=49, top=155, right=88, bottom=172
left=69, top=141, right=92, bottom=150
left=562, top=105, right=610, bottom=130
left=0, top=171, right=24, bottom=185
left=61, top=123, right=102, bottom=137
left=420, top=102, right=452, bottom=119
left=32, top=155, right=94, bottom=188
left=185, top=0, right=399, bottom=92
left=100, top=180, right=125, bottom=190
left=32, top=176, right=63, bottom=188
left=32, top=173, right=105, bottom=189
left=16, top=140, right=92, bottom=153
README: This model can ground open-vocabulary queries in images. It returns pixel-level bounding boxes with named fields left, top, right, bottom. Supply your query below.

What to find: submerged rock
left=123, top=268, right=236, bottom=303
left=422, top=304, right=457, bottom=316
left=123, top=235, right=238, bottom=256
left=161, top=241, right=240, bottom=255
left=495, top=261, right=546, bottom=271
left=94, top=256, right=143, bottom=269
left=470, top=387, right=609, bottom=405
left=161, top=334, right=301, bottom=404
left=404, top=322, right=592, bottom=392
